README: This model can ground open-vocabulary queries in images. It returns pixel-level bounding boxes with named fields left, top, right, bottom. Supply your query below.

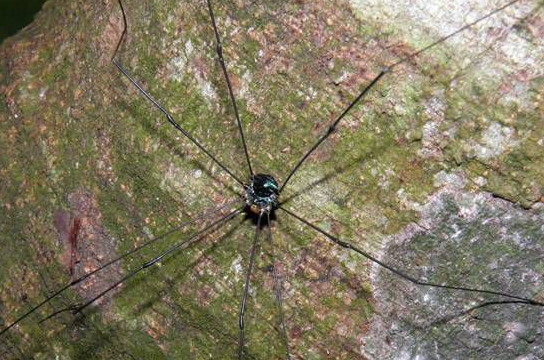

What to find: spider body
left=244, top=173, right=279, bottom=214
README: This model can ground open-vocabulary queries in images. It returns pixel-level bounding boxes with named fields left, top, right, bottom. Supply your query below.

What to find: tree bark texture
left=0, top=0, right=543, bottom=359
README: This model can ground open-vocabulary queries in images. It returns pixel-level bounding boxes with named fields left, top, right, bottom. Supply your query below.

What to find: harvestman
left=1, top=0, right=543, bottom=358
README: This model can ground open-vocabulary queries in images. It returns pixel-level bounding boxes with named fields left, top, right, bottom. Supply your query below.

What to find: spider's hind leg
left=238, top=213, right=264, bottom=359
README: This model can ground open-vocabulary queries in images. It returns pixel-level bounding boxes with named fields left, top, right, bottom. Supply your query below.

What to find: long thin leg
left=280, top=0, right=526, bottom=194
left=0, top=200, right=239, bottom=337
left=42, top=206, right=244, bottom=321
left=206, top=0, right=254, bottom=178
left=238, top=213, right=263, bottom=359
left=111, top=0, right=245, bottom=187
left=279, top=70, right=385, bottom=193
left=266, top=212, right=291, bottom=360
left=430, top=300, right=538, bottom=327
left=279, top=205, right=544, bottom=307
left=388, top=0, right=523, bottom=70
left=112, top=0, right=128, bottom=62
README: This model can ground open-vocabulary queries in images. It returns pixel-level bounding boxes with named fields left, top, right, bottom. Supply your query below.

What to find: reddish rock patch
left=53, top=188, right=121, bottom=310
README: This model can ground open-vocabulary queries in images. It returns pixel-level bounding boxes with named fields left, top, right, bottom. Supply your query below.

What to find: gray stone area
left=365, top=177, right=544, bottom=360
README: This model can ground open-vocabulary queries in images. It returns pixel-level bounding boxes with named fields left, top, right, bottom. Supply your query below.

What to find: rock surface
left=366, top=173, right=544, bottom=359
left=0, top=0, right=542, bottom=359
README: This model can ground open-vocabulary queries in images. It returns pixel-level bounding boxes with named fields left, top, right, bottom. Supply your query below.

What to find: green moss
left=2, top=0, right=543, bottom=358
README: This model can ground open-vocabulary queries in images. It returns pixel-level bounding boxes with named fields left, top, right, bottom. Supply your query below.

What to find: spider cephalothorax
left=245, top=174, right=279, bottom=214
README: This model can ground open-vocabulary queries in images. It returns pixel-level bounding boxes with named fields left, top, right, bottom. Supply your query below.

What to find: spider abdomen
left=245, top=174, right=279, bottom=213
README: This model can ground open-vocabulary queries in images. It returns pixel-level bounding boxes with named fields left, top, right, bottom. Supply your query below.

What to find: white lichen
left=349, top=0, right=543, bottom=109
left=471, top=122, right=519, bottom=160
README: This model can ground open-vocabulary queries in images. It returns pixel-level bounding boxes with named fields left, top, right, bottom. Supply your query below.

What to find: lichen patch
left=365, top=180, right=544, bottom=359
left=470, top=122, right=519, bottom=161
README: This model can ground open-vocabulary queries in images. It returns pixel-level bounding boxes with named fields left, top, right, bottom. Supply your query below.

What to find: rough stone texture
left=365, top=173, right=544, bottom=359
left=53, top=188, right=122, bottom=307
left=0, top=0, right=542, bottom=359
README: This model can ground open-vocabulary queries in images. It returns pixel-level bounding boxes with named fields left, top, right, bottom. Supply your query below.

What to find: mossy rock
left=0, top=0, right=542, bottom=359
